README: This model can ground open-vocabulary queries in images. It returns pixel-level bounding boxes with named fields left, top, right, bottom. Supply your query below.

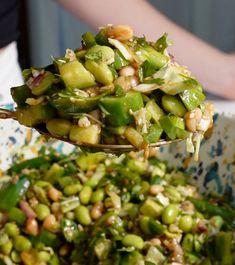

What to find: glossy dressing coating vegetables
left=0, top=149, right=234, bottom=265
left=9, top=25, right=214, bottom=157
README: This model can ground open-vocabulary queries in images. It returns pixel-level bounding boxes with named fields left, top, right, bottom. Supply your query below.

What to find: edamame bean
left=37, top=251, right=51, bottom=262
left=161, top=204, right=178, bottom=225
left=182, top=233, right=194, bottom=252
left=210, top=215, right=224, bottom=230
left=13, top=235, right=32, bottom=252
left=79, top=186, right=92, bottom=205
left=179, top=215, right=193, bottom=232
left=75, top=205, right=91, bottom=225
left=91, top=189, right=105, bottom=203
left=0, top=240, right=13, bottom=255
left=85, top=45, right=115, bottom=64
left=162, top=95, right=187, bottom=117
left=11, top=250, right=21, bottom=263
left=4, top=222, right=19, bottom=237
left=34, top=203, right=51, bottom=221
left=63, top=183, right=82, bottom=196
left=122, top=234, right=144, bottom=250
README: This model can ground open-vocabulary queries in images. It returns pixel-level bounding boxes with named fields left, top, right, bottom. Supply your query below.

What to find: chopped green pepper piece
left=95, top=30, right=110, bottom=46
left=121, top=251, right=143, bottom=265
left=8, top=157, right=49, bottom=174
left=59, top=60, right=96, bottom=89
left=146, top=100, right=164, bottom=122
left=8, top=207, right=26, bottom=226
left=144, top=123, right=163, bottom=143
left=124, top=127, right=144, bottom=148
left=114, top=50, right=129, bottom=70
left=75, top=153, right=106, bottom=171
left=94, top=238, right=112, bottom=260
left=148, top=217, right=165, bottom=235
left=61, top=218, right=79, bottom=242
left=214, top=232, right=233, bottom=264
left=69, top=124, right=101, bottom=145
left=44, top=163, right=64, bottom=184
left=11, top=84, right=33, bottom=108
left=16, top=104, right=56, bottom=127
left=138, top=60, right=156, bottom=81
left=31, top=71, right=56, bottom=96
left=100, top=91, right=144, bottom=126
left=160, top=115, right=189, bottom=140
left=162, top=95, right=187, bottom=117
left=180, top=88, right=206, bottom=111
left=140, top=199, right=163, bottom=218
left=188, top=197, right=235, bottom=225
left=51, top=91, right=108, bottom=113
left=154, top=33, right=172, bottom=54
left=136, top=44, right=168, bottom=69
left=82, top=31, right=96, bottom=48
left=39, top=229, right=62, bottom=249
left=0, top=176, right=30, bottom=211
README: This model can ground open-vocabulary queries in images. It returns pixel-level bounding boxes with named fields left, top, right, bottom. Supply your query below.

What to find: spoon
left=0, top=108, right=182, bottom=153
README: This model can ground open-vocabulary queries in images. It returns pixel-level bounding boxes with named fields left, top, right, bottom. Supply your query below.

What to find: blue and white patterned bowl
left=0, top=104, right=235, bottom=205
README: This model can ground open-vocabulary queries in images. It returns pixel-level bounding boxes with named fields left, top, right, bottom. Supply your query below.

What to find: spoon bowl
left=0, top=107, right=182, bottom=153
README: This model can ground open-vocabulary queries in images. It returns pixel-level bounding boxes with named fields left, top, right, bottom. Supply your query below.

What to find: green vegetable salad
left=0, top=148, right=234, bottom=265
left=11, top=25, right=214, bottom=158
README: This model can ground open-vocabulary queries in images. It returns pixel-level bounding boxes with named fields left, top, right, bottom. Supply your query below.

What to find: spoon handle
left=0, top=108, right=17, bottom=120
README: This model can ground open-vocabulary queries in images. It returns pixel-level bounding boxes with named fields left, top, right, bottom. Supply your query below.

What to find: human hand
left=204, top=53, right=235, bottom=100
left=220, top=53, right=235, bottom=100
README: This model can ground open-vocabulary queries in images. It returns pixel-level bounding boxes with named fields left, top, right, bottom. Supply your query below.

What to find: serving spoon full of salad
left=0, top=25, right=214, bottom=158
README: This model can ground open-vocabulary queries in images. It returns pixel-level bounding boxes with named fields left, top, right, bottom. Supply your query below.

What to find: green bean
left=13, top=235, right=32, bottom=252
left=34, top=203, right=51, bottom=221
left=4, top=222, right=19, bottom=237
left=79, top=186, right=93, bottom=205
left=161, top=204, right=178, bottom=224
left=91, top=189, right=105, bottom=203
left=122, top=234, right=144, bottom=250
left=162, top=95, right=187, bottom=117
left=178, top=215, right=193, bottom=232
left=63, top=183, right=82, bottom=196
left=75, top=205, right=91, bottom=226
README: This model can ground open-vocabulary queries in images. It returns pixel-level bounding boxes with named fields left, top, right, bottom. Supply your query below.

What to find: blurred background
left=19, top=0, right=235, bottom=69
